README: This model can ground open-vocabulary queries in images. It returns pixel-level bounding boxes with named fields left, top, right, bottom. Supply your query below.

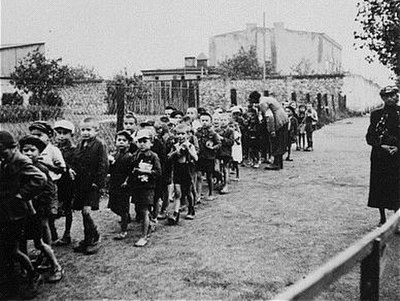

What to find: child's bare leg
left=41, top=218, right=52, bottom=246
left=196, top=171, right=203, bottom=201
left=141, top=208, right=150, bottom=238
left=33, top=239, right=61, bottom=270
left=64, top=212, right=72, bottom=238
left=173, top=184, right=182, bottom=214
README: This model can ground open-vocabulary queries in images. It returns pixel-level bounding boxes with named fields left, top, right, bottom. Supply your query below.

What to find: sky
left=0, top=0, right=395, bottom=85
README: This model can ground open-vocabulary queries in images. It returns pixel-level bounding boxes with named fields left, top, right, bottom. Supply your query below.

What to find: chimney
left=196, top=53, right=208, bottom=68
left=246, top=23, right=257, bottom=31
left=184, top=56, right=196, bottom=68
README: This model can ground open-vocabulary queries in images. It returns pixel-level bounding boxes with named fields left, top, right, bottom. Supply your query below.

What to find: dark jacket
left=74, top=137, right=109, bottom=191
left=32, top=161, right=58, bottom=216
left=109, top=149, right=133, bottom=194
left=217, top=126, right=234, bottom=157
left=366, top=105, right=400, bottom=210
left=128, top=149, right=161, bottom=191
left=0, top=151, right=46, bottom=222
left=366, top=106, right=400, bottom=173
left=195, top=126, right=221, bottom=160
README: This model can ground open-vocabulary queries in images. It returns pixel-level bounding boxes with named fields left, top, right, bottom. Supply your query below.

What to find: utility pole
left=263, top=12, right=266, bottom=81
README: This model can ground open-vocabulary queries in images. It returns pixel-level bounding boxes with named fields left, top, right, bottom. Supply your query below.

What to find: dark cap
left=116, top=130, right=133, bottom=142
left=19, top=135, right=47, bottom=153
left=29, top=121, right=54, bottom=137
left=0, top=131, right=17, bottom=150
left=380, top=85, right=399, bottom=96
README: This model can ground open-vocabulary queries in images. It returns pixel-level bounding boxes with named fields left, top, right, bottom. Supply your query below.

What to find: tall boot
left=278, top=155, right=283, bottom=169
left=264, top=156, right=280, bottom=170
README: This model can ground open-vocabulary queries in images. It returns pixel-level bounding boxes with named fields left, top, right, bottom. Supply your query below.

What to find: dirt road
left=34, top=116, right=399, bottom=300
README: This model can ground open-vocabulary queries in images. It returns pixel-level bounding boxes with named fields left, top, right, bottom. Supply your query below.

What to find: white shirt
left=40, top=143, right=66, bottom=181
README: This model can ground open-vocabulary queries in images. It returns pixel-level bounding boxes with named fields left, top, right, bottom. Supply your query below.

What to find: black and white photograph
left=0, top=0, right=399, bottom=300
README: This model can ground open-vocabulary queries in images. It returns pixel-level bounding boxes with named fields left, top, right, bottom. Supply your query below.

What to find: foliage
left=10, top=48, right=74, bottom=106
left=1, top=92, right=24, bottom=105
left=106, top=70, right=151, bottom=114
left=70, top=64, right=102, bottom=81
left=290, top=58, right=315, bottom=75
left=217, top=46, right=271, bottom=79
left=354, top=0, right=400, bottom=76
left=0, top=105, right=63, bottom=123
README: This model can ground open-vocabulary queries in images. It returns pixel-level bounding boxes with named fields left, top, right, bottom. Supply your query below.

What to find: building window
left=181, top=76, right=185, bottom=80
left=155, top=76, right=159, bottom=81
left=264, top=90, right=269, bottom=97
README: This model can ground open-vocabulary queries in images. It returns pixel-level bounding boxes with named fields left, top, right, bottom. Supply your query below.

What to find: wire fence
left=0, top=80, right=199, bottom=147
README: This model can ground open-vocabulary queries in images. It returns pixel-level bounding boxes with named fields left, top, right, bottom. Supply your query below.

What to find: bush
left=1, top=92, right=23, bottom=105
left=0, top=105, right=63, bottom=123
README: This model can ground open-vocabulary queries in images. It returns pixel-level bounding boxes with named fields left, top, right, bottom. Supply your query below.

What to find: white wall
left=342, top=74, right=382, bottom=112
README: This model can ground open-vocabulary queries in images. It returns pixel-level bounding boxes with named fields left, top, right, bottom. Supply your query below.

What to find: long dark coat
left=72, top=137, right=109, bottom=211
left=108, top=150, right=132, bottom=216
left=366, top=105, right=400, bottom=210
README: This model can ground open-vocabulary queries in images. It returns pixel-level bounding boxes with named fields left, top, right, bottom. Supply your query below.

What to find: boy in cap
left=195, top=112, right=221, bottom=201
left=0, top=131, right=46, bottom=298
left=19, top=135, right=64, bottom=283
left=125, top=129, right=161, bottom=247
left=108, top=130, right=133, bottom=240
left=53, top=120, right=77, bottom=246
left=72, top=117, right=109, bottom=255
left=29, top=121, right=66, bottom=244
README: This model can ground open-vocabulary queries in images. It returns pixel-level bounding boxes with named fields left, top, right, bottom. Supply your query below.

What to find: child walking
left=29, top=121, right=66, bottom=244
left=19, top=135, right=64, bottom=283
left=167, top=124, right=198, bottom=224
left=216, top=113, right=234, bottom=194
left=127, top=129, right=161, bottom=247
left=229, top=121, right=242, bottom=181
left=0, top=131, right=47, bottom=298
left=72, top=117, right=109, bottom=255
left=195, top=112, right=221, bottom=201
left=108, top=130, right=133, bottom=240
left=53, top=120, right=76, bottom=246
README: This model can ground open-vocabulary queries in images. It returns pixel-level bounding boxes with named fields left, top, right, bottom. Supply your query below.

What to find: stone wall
left=58, top=81, right=108, bottom=118
left=199, top=75, right=344, bottom=113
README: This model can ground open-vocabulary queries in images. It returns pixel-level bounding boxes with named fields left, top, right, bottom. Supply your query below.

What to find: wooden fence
left=272, top=211, right=400, bottom=301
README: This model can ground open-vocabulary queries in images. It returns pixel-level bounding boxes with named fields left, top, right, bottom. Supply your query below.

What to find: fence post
left=115, top=82, right=125, bottom=132
left=360, top=238, right=382, bottom=301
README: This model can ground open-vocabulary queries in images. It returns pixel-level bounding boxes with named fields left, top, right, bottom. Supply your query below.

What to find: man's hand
left=381, top=145, right=398, bottom=155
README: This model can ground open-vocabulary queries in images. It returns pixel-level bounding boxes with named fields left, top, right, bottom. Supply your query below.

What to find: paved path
left=34, top=116, right=399, bottom=300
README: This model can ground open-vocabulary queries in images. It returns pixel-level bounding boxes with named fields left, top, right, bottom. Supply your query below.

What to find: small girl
left=296, top=104, right=307, bottom=150
left=108, top=130, right=133, bottom=240
left=229, top=121, right=242, bottom=181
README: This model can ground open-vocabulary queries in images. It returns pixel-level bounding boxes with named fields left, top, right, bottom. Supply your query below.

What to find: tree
left=354, top=0, right=400, bottom=76
left=106, top=70, right=150, bottom=114
left=70, top=64, right=102, bottom=81
left=290, top=58, right=315, bottom=75
left=10, top=48, right=73, bottom=106
left=217, top=45, right=271, bottom=79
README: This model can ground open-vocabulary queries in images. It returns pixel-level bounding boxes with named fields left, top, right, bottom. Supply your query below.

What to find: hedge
left=0, top=105, right=63, bottom=123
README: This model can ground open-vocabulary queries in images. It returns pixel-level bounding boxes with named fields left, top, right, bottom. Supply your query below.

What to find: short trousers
left=73, top=188, right=100, bottom=211
left=23, top=215, right=42, bottom=241
left=173, top=163, right=194, bottom=186
left=131, top=189, right=155, bottom=207
left=197, top=158, right=215, bottom=174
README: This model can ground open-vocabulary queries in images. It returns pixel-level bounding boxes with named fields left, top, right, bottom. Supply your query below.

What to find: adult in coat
left=366, top=85, right=400, bottom=225
left=259, top=96, right=289, bottom=170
